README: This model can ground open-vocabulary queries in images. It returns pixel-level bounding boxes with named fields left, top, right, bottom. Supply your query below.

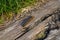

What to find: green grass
left=0, top=0, right=36, bottom=14
left=0, top=0, right=36, bottom=24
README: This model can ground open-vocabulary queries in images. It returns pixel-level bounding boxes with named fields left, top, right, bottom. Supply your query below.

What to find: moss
left=35, top=31, right=46, bottom=40
left=0, top=17, right=4, bottom=24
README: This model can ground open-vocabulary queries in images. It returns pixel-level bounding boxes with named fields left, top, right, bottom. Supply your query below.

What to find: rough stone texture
left=0, top=0, right=60, bottom=40
left=44, top=9, right=60, bottom=40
